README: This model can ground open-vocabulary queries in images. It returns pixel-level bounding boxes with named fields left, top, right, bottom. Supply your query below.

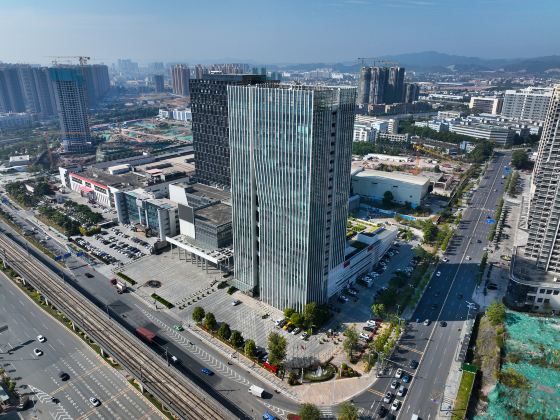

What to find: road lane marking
left=49, top=365, right=103, bottom=395
left=396, top=154, right=508, bottom=419
left=367, top=388, right=385, bottom=398
left=398, top=344, right=423, bottom=355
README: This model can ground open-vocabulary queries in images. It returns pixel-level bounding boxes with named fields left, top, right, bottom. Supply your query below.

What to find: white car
left=436, top=271, right=441, bottom=277
left=395, top=368, right=403, bottom=378
left=442, top=257, right=449, bottom=263
left=359, top=332, right=371, bottom=341
left=390, top=380, right=398, bottom=389
left=391, top=399, right=401, bottom=411
left=423, top=319, right=430, bottom=326
left=231, top=299, right=241, bottom=306
left=300, top=332, right=309, bottom=340
left=33, top=348, right=43, bottom=356
left=383, top=392, right=393, bottom=403
left=37, top=335, right=46, bottom=343
left=466, top=256, right=471, bottom=261
left=89, top=397, right=101, bottom=407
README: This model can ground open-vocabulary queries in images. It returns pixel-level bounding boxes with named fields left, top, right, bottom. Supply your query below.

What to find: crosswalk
left=136, top=305, right=251, bottom=386
left=29, top=385, right=72, bottom=420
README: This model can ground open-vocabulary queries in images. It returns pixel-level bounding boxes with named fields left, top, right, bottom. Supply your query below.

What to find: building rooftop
left=195, top=202, right=232, bottom=226
left=176, top=182, right=231, bottom=203
left=353, top=169, right=431, bottom=186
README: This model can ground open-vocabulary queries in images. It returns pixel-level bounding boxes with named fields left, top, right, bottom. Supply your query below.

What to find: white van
left=248, top=385, right=265, bottom=398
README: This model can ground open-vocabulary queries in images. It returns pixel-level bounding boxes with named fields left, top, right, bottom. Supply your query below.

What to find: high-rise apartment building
left=404, top=82, right=420, bottom=104
left=0, top=66, right=26, bottom=113
left=190, top=74, right=267, bottom=188
left=357, top=66, right=406, bottom=106
left=525, top=85, right=560, bottom=272
left=153, top=74, right=165, bottom=92
left=171, top=65, right=190, bottom=96
left=228, top=84, right=356, bottom=311
left=49, top=67, right=91, bottom=154
left=502, top=87, right=553, bottom=122
left=81, top=64, right=110, bottom=107
left=387, top=67, right=405, bottom=104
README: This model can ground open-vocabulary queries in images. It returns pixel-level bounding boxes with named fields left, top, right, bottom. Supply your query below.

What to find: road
left=353, top=151, right=511, bottom=420
left=0, top=271, right=164, bottom=419
left=0, top=216, right=298, bottom=419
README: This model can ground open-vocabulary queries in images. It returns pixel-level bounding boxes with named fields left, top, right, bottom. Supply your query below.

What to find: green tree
left=267, top=331, right=287, bottom=365
left=343, top=326, right=359, bottom=359
left=486, top=302, right=506, bottom=326
left=511, top=150, right=529, bottom=169
left=383, top=191, right=394, bottom=206
left=230, top=330, right=244, bottom=348
left=421, top=222, right=438, bottom=243
left=338, top=400, right=359, bottom=420
left=192, top=306, right=205, bottom=323
left=371, top=303, right=385, bottom=319
left=284, top=307, right=296, bottom=318
left=303, top=302, right=318, bottom=327
left=203, top=312, right=217, bottom=331
left=299, top=403, right=321, bottom=420
left=218, top=322, right=231, bottom=340
left=244, top=339, right=257, bottom=358
left=290, top=312, right=304, bottom=328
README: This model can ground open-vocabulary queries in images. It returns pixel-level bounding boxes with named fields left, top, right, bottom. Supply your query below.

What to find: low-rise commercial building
left=166, top=182, right=233, bottom=272
left=327, top=227, right=398, bottom=297
left=469, top=96, right=503, bottom=115
left=351, top=169, right=430, bottom=208
left=449, top=122, right=514, bottom=146
left=114, top=188, right=179, bottom=241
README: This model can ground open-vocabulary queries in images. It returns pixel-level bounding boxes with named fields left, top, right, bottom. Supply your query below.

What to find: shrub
left=151, top=293, right=174, bottom=309
left=116, top=272, right=137, bottom=285
left=227, top=286, right=238, bottom=295
left=217, top=281, right=228, bottom=289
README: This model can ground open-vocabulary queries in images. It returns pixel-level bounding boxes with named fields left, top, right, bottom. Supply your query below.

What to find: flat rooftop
left=175, top=182, right=231, bottom=204
left=353, top=169, right=431, bottom=186
left=195, top=202, right=231, bottom=226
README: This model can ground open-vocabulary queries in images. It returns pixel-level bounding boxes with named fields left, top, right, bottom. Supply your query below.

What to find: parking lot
left=73, top=225, right=155, bottom=269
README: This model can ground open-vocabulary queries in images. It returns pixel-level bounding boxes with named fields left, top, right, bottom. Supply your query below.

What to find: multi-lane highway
left=0, top=217, right=299, bottom=419
left=353, top=151, right=510, bottom=419
left=0, top=271, right=164, bottom=419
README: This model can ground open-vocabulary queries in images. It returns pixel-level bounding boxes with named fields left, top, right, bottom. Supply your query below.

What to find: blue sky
left=1, top=0, right=558, bottom=65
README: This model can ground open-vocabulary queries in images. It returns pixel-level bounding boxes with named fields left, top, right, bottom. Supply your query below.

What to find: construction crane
left=357, top=57, right=377, bottom=66
left=48, top=56, right=91, bottom=66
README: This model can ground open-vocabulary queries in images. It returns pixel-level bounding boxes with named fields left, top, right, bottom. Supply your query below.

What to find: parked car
left=383, top=392, right=393, bottom=403
left=395, top=368, right=403, bottom=378
left=391, top=399, right=401, bottom=411
left=33, top=348, right=43, bottom=356
left=37, top=335, right=46, bottom=343
left=390, top=380, right=398, bottom=389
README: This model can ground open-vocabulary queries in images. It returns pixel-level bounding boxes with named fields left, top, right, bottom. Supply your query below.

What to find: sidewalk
left=436, top=318, right=473, bottom=419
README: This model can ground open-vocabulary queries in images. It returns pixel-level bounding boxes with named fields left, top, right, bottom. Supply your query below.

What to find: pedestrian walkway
left=436, top=319, right=472, bottom=419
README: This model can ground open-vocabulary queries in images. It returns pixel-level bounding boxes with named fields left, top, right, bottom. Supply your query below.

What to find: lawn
left=452, top=370, right=476, bottom=420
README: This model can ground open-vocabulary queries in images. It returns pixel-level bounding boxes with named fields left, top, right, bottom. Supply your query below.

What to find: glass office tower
left=228, top=85, right=356, bottom=311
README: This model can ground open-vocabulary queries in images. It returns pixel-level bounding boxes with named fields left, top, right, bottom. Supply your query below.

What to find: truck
left=136, top=327, right=156, bottom=344
left=115, top=281, right=127, bottom=294
left=248, top=385, right=265, bottom=398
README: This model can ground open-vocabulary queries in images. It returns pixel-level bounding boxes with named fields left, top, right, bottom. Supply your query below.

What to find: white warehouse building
left=351, top=169, right=430, bottom=208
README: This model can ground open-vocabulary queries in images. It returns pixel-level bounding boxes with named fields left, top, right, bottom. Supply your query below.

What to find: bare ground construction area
left=476, top=312, right=560, bottom=419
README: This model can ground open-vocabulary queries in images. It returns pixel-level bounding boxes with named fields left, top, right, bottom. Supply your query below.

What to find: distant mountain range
left=269, top=51, right=560, bottom=74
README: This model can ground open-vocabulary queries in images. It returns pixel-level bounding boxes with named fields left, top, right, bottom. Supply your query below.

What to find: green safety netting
left=477, top=312, right=560, bottom=420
